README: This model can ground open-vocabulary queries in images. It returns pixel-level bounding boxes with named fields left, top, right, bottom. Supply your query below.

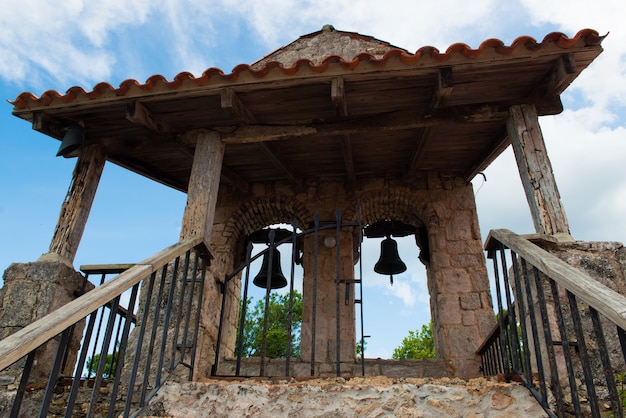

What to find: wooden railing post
left=506, top=105, right=570, bottom=236
left=47, top=144, right=106, bottom=264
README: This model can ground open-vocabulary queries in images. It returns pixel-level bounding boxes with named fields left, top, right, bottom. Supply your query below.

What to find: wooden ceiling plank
left=126, top=101, right=173, bottom=133
left=221, top=88, right=257, bottom=124
left=463, top=131, right=511, bottom=181
left=220, top=165, right=251, bottom=194
left=331, top=77, right=348, bottom=117
left=256, top=142, right=304, bottom=190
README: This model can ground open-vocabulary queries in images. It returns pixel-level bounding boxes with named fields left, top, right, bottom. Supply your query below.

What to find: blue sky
left=1, top=0, right=625, bottom=358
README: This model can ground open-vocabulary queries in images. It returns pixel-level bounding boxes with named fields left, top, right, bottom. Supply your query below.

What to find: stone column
left=506, top=104, right=570, bottom=237
left=301, top=229, right=356, bottom=375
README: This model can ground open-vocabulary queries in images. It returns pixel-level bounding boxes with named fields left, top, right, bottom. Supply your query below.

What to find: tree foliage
left=392, top=322, right=435, bottom=360
left=238, top=291, right=303, bottom=358
left=85, top=353, right=117, bottom=378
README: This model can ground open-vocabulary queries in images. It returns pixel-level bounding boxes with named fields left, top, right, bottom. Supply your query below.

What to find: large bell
left=253, top=247, right=288, bottom=289
left=56, top=125, right=84, bottom=158
left=374, top=237, right=407, bottom=284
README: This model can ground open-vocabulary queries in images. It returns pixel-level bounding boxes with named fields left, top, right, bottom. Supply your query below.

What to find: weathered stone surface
left=145, top=377, right=547, bottom=417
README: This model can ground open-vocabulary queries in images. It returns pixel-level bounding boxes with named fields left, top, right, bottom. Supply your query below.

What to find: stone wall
left=197, top=172, right=496, bottom=379
left=144, top=376, right=547, bottom=417
left=0, top=261, right=91, bottom=385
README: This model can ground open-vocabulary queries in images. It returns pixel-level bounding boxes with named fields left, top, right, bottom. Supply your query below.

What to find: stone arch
left=223, top=196, right=311, bottom=258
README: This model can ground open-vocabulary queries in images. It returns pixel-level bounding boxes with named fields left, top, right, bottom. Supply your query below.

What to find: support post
left=180, top=130, right=224, bottom=246
left=506, top=104, right=570, bottom=236
left=47, top=144, right=106, bottom=265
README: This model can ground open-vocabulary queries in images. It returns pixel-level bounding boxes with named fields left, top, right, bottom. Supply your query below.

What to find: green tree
left=238, top=291, right=303, bottom=358
left=392, top=322, right=435, bottom=359
left=85, top=352, right=118, bottom=378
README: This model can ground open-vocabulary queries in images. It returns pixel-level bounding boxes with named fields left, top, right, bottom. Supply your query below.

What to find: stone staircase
left=140, top=376, right=547, bottom=417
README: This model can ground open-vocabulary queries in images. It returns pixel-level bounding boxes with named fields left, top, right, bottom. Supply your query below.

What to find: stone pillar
left=0, top=261, right=92, bottom=385
left=301, top=229, right=356, bottom=374
left=507, top=104, right=570, bottom=237
left=47, top=144, right=106, bottom=265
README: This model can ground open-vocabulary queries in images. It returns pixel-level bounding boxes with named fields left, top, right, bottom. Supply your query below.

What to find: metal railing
left=0, top=237, right=208, bottom=417
left=212, top=208, right=366, bottom=378
left=478, top=229, right=626, bottom=417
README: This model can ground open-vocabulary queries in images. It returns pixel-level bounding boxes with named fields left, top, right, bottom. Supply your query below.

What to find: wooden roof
left=11, top=27, right=604, bottom=193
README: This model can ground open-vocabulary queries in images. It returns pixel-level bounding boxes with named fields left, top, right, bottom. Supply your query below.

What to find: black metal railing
left=212, top=207, right=366, bottom=378
left=478, top=229, right=626, bottom=417
left=0, top=238, right=207, bottom=418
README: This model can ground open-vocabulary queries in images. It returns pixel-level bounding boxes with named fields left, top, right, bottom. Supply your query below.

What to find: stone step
left=141, top=376, right=547, bottom=417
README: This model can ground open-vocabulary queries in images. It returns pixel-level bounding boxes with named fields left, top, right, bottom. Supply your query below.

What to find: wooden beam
left=126, top=101, right=173, bottom=133
left=180, top=130, right=224, bottom=248
left=218, top=104, right=511, bottom=144
left=220, top=165, right=250, bottom=194
left=331, top=77, right=348, bottom=117
left=49, top=144, right=106, bottom=263
left=257, top=142, right=304, bottom=191
left=221, top=88, right=257, bottom=124
left=531, top=54, right=577, bottom=97
left=341, top=135, right=356, bottom=189
left=506, top=104, right=570, bottom=235
left=32, top=111, right=65, bottom=139
left=430, top=67, right=453, bottom=109
left=404, top=127, right=431, bottom=177
left=463, top=131, right=510, bottom=180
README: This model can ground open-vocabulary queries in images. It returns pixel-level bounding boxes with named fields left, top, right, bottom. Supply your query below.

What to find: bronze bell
left=57, top=125, right=84, bottom=158
left=374, top=237, right=407, bottom=284
left=253, top=247, right=288, bottom=289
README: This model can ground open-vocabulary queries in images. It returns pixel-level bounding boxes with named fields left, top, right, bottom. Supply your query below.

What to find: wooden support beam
left=49, top=144, right=106, bottom=263
left=331, top=77, right=348, bottom=117
left=463, top=131, right=510, bottom=180
left=126, top=101, right=173, bottom=133
left=32, top=112, right=65, bottom=139
left=221, top=88, right=257, bottom=124
left=404, top=127, right=431, bottom=177
left=257, top=142, right=304, bottom=191
left=532, top=54, right=577, bottom=97
left=341, top=135, right=356, bottom=189
left=180, top=130, right=224, bottom=248
left=430, top=67, right=453, bottom=109
left=506, top=104, right=570, bottom=236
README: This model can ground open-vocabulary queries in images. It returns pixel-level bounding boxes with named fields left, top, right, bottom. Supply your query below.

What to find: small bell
left=253, top=247, right=288, bottom=289
left=374, top=236, right=407, bottom=285
left=57, top=125, right=84, bottom=158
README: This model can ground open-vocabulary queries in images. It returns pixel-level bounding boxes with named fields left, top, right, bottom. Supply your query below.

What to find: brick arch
left=347, top=187, right=437, bottom=230
left=223, top=196, right=311, bottom=249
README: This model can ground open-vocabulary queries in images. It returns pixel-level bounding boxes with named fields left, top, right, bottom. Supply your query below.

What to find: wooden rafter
left=126, top=101, right=173, bottom=133
left=331, top=77, right=348, bottom=117
left=221, top=88, right=257, bottom=124
left=531, top=54, right=577, bottom=97
left=256, top=142, right=303, bottom=191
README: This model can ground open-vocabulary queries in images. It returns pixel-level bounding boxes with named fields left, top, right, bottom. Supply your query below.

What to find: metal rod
left=285, top=219, right=298, bottom=376
left=124, top=271, right=157, bottom=414
left=65, top=310, right=98, bottom=418
left=509, top=252, right=531, bottom=381
left=310, top=212, right=320, bottom=376
left=532, top=265, right=564, bottom=413
left=356, top=202, right=365, bottom=376
left=10, top=349, right=36, bottom=418
left=188, top=249, right=207, bottom=381
left=39, top=328, right=72, bottom=417
left=108, top=283, right=139, bottom=418
left=589, top=306, right=622, bottom=417
left=548, top=278, right=581, bottom=415
left=568, top=291, right=601, bottom=418
left=259, top=230, right=276, bottom=377
left=491, top=246, right=511, bottom=379
left=156, top=256, right=181, bottom=386
left=335, top=209, right=342, bottom=376
left=236, top=242, right=253, bottom=376
left=171, top=250, right=191, bottom=370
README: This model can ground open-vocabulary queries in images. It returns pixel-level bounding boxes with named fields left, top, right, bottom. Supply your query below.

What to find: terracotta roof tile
left=11, top=29, right=605, bottom=110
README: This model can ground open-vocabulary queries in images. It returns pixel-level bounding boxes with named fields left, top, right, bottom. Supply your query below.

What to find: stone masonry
left=196, top=172, right=496, bottom=379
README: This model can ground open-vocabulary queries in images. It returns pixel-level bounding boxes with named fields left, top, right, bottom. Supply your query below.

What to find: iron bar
left=311, top=212, right=320, bottom=376
left=188, top=250, right=206, bottom=381
left=491, top=246, right=511, bottom=379
left=589, top=306, right=623, bottom=417
left=124, top=271, right=157, bottom=415
left=108, top=283, right=139, bottom=418
left=567, top=291, right=601, bottom=418
left=212, top=251, right=228, bottom=376
left=39, top=328, right=72, bottom=417
left=236, top=242, right=253, bottom=376
left=510, top=252, right=531, bottom=382
left=259, top=230, right=276, bottom=376
left=356, top=203, right=365, bottom=376
left=171, top=250, right=191, bottom=370
left=504, top=250, right=523, bottom=376
left=285, top=219, right=298, bottom=376
left=180, top=250, right=201, bottom=372
left=335, top=209, right=342, bottom=377
left=88, top=295, right=120, bottom=417
left=155, top=256, right=181, bottom=386
left=9, top=349, right=36, bottom=418
left=532, top=265, right=565, bottom=413
left=65, top=310, right=98, bottom=418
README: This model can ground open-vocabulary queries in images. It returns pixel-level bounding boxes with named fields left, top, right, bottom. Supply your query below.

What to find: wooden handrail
left=485, top=229, right=626, bottom=331
left=0, top=236, right=204, bottom=371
